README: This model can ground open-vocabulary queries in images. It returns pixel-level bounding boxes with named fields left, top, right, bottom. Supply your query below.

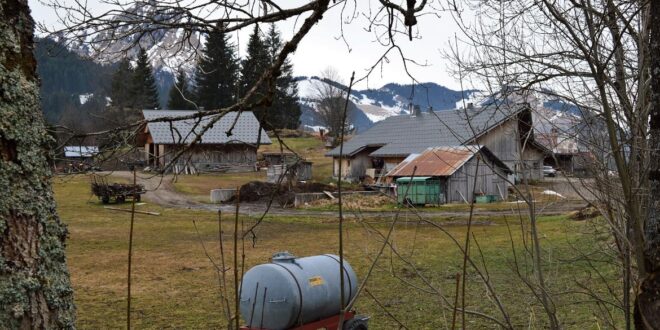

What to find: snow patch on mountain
left=79, top=93, right=93, bottom=105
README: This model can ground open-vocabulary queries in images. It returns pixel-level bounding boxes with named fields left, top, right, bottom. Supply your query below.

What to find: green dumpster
left=475, top=194, right=498, bottom=203
left=475, top=195, right=490, bottom=203
left=396, top=177, right=443, bottom=205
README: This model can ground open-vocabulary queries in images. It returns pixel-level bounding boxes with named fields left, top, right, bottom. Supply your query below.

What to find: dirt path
left=107, top=171, right=587, bottom=218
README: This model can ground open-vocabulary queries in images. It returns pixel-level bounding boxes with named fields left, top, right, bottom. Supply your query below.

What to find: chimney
left=411, top=104, right=421, bottom=117
left=467, top=102, right=474, bottom=110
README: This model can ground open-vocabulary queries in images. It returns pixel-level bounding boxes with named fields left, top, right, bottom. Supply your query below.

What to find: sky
left=28, top=0, right=468, bottom=90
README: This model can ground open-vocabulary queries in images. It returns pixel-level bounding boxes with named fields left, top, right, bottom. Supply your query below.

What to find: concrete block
left=210, top=188, right=236, bottom=203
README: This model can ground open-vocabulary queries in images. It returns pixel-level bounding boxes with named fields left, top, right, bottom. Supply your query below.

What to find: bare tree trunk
left=636, top=0, right=660, bottom=328
left=0, top=0, right=76, bottom=327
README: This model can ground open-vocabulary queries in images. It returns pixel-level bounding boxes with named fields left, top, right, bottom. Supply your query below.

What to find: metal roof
left=64, top=146, right=99, bottom=158
left=326, top=103, right=527, bottom=157
left=386, top=146, right=512, bottom=177
left=143, top=110, right=271, bottom=145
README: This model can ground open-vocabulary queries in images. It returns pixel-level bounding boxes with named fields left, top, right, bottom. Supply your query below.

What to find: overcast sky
left=29, top=0, right=467, bottom=90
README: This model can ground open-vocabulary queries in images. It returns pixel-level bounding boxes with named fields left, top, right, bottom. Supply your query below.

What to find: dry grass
left=172, top=172, right=266, bottom=202
left=304, top=194, right=393, bottom=210
left=55, top=175, right=622, bottom=329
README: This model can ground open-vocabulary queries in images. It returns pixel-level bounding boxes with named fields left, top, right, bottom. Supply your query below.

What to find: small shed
left=64, top=146, right=99, bottom=159
left=267, top=161, right=313, bottom=183
left=396, top=177, right=442, bottom=205
left=387, top=146, right=512, bottom=204
left=263, top=152, right=299, bottom=166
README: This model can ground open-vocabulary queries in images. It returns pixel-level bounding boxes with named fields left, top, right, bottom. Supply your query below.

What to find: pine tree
left=195, top=26, right=239, bottom=109
left=110, top=58, right=134, bottom=110
left=167, top=69, right=192, bottom=109
left=239, top=25, right=271, bottom=125
left=131, top=48, right=160, bottom=110
left=265, top=24, right=301, bottom=129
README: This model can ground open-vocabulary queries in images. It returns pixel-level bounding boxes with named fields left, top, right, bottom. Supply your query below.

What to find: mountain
left=51, top=1, right=477, bottom=125
left=295, top=76, right=478, bottom=132
left=55, top=1, right=203, bottom=107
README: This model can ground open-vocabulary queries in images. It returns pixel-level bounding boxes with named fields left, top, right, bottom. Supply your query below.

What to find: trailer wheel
left=135, top=194, right=141, bottom=202
left=343, top=318, right=368, bottom=330
left=116, top=195, right=126, bottom=203
left=101, top=196, right=110, bottom=204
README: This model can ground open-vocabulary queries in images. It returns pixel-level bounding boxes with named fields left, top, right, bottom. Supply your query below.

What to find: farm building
left=63, top=146, right=99, bottom=159
left=326, top=103, right=549, bottom=182
left=141, top=110, right=270, bottom=172
left=61, top=146, right=100, bottom=172
left=387, top=146, right=511, bottom=204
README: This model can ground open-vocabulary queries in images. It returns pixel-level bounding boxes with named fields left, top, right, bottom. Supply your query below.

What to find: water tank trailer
left=239, top=252, right=369, bottom=330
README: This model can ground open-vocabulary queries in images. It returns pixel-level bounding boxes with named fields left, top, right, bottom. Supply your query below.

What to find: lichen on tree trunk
left=0, top=0, right=76, bottom=328
left=636, top=0, right=660, bottom=328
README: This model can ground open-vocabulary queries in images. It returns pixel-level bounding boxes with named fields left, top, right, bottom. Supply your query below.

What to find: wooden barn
left=386, top=146, right=512, bottom=203
left=326, top=103, right=549, bottom=182
left=142, top=110, right=270, bottom=173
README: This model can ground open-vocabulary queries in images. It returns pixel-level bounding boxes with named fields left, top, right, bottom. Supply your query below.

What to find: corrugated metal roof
left=326, top=103, right=525, bottom=157
left=64, top=146, right=99, bottom=158
left=143, top=110, right=271, bottom=145
left=387, top=146, right=479, bottom=177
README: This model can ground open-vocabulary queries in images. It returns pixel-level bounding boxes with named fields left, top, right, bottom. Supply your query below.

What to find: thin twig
left=337, top=71, right=356, bottom=329
left=233, top=187, right=241, bottom=330
left=451, top=273, right=461, bottom=330
left=461, top=156, right=480, bottom=329
left=365, top=288, right=409, bottom=329
left=126, top=168, right=137, bottom=329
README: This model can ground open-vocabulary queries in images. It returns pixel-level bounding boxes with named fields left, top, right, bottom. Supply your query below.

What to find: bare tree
left=23, top=0, right=433, bottom=327
left=26, top=0, right=660, bottom=328
left=448, top=0, right=658, bottom=327
left=311, top=67, right=353, bottom=144
left=0, top=0, right=76, bottom=327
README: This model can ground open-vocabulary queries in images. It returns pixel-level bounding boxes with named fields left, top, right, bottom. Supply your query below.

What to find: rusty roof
left=386, top=146, right=511, bottom=177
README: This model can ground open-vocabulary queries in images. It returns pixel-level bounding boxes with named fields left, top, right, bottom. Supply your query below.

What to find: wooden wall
left=146, top=143, right=258, bottom=172
left=446, top=155, right=509, bottom=203
left=476, top=118, right=544, bottom=181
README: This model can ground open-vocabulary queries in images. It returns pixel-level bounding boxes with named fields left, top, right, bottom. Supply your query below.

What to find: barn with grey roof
left=142, top=110, right=270, bottom=173
left=326, top=103, right=548, bottom=182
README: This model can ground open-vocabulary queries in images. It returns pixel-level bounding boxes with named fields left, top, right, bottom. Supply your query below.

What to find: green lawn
left=56, top=175, right=623, bottom=329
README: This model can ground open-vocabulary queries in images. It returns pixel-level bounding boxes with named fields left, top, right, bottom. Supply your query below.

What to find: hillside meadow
left=56, top=175, right=622, bottom=329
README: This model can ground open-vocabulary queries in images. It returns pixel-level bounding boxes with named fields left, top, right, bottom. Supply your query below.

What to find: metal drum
left=240, top=252, right=358, bottom=329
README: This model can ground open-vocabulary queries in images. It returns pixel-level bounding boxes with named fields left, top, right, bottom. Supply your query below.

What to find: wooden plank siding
left=146, top=143, right=258, bottom=172
left=446, top=155, right=509, bottom=203
left=475, top=118, right=544, bottom=181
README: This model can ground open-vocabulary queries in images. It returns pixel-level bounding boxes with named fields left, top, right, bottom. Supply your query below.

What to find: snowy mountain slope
left=58, top=1, right=203, bottom=106
left=295, top=76, right=479, bottom=132
left=62, top=2, right=202, bottom=72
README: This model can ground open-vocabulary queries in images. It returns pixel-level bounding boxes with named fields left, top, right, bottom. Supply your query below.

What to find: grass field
left=57, top=175, right=622, bottom=329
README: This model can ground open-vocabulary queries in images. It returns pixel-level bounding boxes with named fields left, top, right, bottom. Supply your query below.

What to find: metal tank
left=240, top=252, right=359, bottom=330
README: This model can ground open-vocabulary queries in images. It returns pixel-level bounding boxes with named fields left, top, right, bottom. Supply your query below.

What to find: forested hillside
left=35, top=38, right=114, bottom=126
